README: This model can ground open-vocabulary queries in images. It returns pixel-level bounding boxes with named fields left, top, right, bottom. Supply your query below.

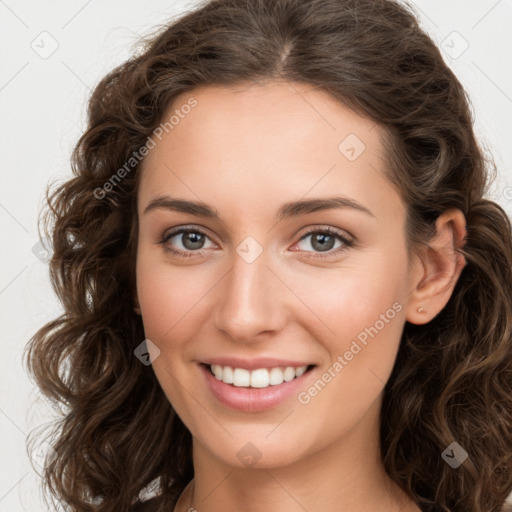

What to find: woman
left=25, top=0, right=512, bottom=511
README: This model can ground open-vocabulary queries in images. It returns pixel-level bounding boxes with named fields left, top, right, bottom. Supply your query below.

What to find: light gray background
left=1, top=1, right=511, bottom=510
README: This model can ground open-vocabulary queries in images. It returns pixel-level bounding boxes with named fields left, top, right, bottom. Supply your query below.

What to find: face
left=135, top=81, right=416, bottom=469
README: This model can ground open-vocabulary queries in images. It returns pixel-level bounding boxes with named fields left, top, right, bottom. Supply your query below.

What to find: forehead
left=137, top=81, right=404, bottom=223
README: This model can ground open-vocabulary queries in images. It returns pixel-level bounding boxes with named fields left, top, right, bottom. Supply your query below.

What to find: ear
left=405, top=209, right=467, bottom=325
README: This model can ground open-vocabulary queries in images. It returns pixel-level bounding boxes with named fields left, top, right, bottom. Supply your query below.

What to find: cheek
left=324, top=273, right=405, bottom=353
left=290, top=244, right=409, bottom=400
left=291, top=246, right=408, bottom=349
left=135, top=251, right=213, bottom=344
left=135, top=254, right=207, bottom=421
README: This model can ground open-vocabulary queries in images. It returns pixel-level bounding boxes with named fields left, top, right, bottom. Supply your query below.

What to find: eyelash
left=157, top=226, right=355, bottom=260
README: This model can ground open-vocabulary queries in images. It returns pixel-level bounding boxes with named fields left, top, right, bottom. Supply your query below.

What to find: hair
left=24, top=0, right=512, bottom=511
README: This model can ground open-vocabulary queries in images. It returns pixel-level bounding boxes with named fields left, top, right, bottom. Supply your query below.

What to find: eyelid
left=157, top=224, right=356, bottom=258
left=291, top=225, right=355, bottom=259
left=296, top=224, right=354, bottom=242
left=158, top=225, right=217, bottom=257
left=160, top=224, right=216, bottom=242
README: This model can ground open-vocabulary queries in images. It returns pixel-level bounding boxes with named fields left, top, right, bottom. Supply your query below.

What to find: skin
left=134, top=80, right=467, bottom=512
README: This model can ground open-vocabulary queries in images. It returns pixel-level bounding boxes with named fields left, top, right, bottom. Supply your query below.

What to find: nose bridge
left=214, top=242, right=284, bottom=340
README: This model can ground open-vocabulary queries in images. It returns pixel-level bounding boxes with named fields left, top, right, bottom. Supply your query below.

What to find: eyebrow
left=142, top=194, right=375, bottom=221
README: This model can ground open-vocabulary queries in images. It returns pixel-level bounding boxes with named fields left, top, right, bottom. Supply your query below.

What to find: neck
left=175, top=399, right=421, bottom=512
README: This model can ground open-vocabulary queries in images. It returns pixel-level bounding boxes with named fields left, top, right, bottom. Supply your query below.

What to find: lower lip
left=200, top=363, right=315, bottom=413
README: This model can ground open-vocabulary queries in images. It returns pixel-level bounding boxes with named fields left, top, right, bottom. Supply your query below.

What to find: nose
left=213, top=247, right=287, bottom=342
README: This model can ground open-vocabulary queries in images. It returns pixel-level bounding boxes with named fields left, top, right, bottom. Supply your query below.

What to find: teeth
left=233, top=368, right=250, bottom=387
left=209, top=364, right=309, bottom=388
left=283, top=367, right=296, bottom=382
left=222, top=366, right=234, bottom=384
left=269, top=367, right=284, bottom=385
left=250, top=368, right=269, bottom=388
left=213, top=364, right=223, bottom=380
left=295, top=366, right=307, bottom=377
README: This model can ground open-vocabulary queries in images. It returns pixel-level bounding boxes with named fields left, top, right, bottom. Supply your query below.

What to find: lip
left=199, top=362, right=316, bottom=413
left=200, top=357, right=314, bottom=371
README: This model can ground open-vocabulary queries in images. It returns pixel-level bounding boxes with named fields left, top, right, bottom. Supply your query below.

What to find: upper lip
left=200, top=357, right=315, bottom=371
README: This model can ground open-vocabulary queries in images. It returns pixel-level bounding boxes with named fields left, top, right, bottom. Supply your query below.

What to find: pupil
left=312, top=233, right=334, bottom=252
left=184, top=232, right=204, bottom=250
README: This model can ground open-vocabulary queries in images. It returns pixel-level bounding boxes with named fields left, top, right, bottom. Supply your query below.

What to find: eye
left=293, top=227, right=354, bottom=259
left=157, top=227, right=216, bottom=257
left=157, top=225, right=355, bottom=259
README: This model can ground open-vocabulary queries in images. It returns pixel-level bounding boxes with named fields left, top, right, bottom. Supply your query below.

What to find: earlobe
left=406, top=209, right=467, bottom=325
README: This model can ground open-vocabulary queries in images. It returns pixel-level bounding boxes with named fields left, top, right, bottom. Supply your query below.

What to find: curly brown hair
left=24, top=0, right=512, bottom=511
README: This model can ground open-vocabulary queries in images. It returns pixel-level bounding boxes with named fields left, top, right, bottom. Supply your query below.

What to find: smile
left=208, top=364, right=310, bottom=388
left=199, top=362, right=317, bottom=412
